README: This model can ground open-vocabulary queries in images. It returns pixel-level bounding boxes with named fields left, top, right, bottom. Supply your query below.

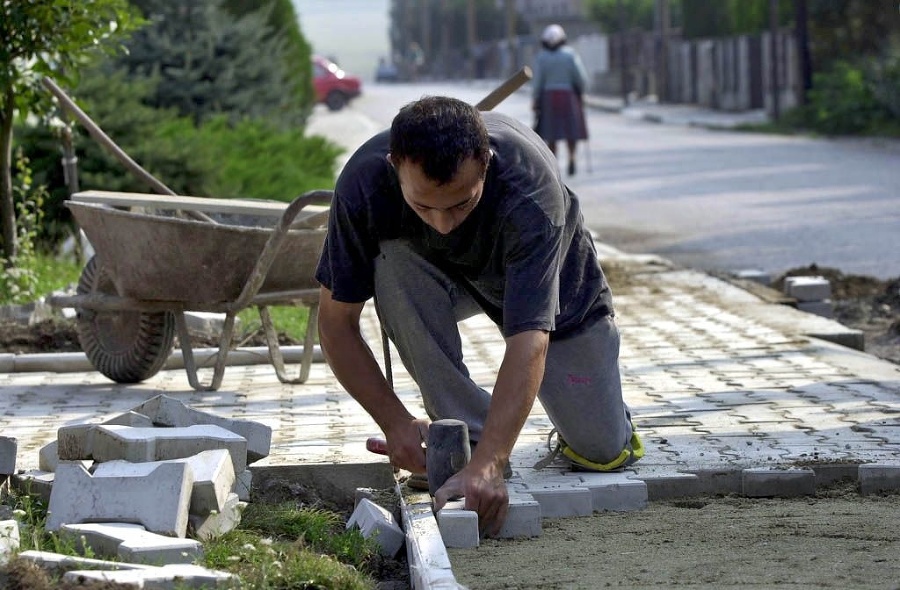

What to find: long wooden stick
left=474, top=66, right=533, bottom=111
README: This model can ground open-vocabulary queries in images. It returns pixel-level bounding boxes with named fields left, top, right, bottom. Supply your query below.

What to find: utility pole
left=467, top=0, right=476, bottom=80
left=794, top=0, right=811, bottom=106
left=505, top=0, right=517, bottom=76
left=618, top=0, right=628, bottom=104
left=655, top=0, right=670, bottom=102
left=769, top=0, right=780, bottom=120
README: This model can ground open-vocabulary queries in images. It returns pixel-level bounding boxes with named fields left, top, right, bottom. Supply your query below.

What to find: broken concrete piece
left=47, top=462, right=193, bottom=537
left=93, top=449, right=235, bottom=515
left=61, top=563, right=236, bottom=589
left=1, top=519, right=20, bottom=565
left=347, top=497, right=404, bottom=557
left=0, top=436, right=16, bottom=475
left=60, top=522, right=203, bottom=565
left=129, top=394, right=271, bottom=463
left=188, top=493, right=246, bottom=541
left=91, top=424, right=248, bottom=474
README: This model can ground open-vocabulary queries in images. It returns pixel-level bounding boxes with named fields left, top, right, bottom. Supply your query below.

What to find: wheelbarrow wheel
left=75, top=255, right=176, bottom=383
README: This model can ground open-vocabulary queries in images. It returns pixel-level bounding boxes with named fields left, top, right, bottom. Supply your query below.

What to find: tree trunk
left=0, top=86, right=18, bottom=268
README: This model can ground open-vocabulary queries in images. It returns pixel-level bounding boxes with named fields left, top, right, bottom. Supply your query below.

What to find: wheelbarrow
left=49, top=189, right=332, bottom=391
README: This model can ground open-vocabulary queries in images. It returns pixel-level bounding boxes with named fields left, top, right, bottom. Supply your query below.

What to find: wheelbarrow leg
left=175, top=311, right=234, bottom=391
left=260, top=303, right=317, bottom=384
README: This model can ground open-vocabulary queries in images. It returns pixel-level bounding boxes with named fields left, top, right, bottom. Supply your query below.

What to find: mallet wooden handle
left=474, top=66, right=533, bottom=111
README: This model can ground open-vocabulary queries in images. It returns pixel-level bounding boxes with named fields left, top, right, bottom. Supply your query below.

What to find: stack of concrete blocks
left=784, top=275, right=833, bottom=318
left=9, top=394, right=270, bottom=586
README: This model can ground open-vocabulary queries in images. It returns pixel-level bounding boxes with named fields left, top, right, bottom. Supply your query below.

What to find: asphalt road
left=308, top=81, right=900, bottom=280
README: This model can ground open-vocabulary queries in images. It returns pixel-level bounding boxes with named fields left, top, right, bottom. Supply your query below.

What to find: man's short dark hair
left=389, top=96, right=492, bottom=185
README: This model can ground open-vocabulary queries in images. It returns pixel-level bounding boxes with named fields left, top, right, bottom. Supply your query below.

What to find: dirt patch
left=449, top=485, right=900, bottom=590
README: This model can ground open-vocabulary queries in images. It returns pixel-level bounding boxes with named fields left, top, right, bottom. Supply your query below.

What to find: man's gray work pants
left=373, top=239, right=633, bottom=465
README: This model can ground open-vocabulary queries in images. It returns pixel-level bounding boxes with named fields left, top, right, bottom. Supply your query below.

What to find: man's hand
left=383, top=418, right=430, bottom=475
left=432, top=461, right=509, bottom=537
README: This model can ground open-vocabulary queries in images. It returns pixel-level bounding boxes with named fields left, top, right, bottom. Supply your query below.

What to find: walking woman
left=532, top=24, right=589, bottom=176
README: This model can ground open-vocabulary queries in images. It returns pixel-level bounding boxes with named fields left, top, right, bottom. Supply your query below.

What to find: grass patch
left=236, top=306, right=313, bottom=345
left=1, top=487, right=388, bottom=589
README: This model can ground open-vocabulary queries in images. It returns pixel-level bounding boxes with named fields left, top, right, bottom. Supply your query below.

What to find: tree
left=0, top=0, right=140, bottom=265
left=118, top=0, right=308, bottom=127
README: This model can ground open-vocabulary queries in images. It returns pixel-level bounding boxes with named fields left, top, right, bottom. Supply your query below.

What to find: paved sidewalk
left=584, top=93, right=770, bottom=129
left=1, top=245, right=897, bottom=486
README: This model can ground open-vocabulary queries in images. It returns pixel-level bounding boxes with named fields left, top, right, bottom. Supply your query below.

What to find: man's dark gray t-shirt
left=315, top=111, right=613, bottom=340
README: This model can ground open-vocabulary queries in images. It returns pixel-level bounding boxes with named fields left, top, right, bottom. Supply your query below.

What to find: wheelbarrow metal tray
left=67, top=201, right=325, bottom=303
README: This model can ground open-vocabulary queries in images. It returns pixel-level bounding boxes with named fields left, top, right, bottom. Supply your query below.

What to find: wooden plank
left=72, top=190, right=328, bottom=219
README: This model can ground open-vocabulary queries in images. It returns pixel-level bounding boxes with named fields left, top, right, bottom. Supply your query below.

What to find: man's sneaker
left=533, top=426, right=644, bottom=472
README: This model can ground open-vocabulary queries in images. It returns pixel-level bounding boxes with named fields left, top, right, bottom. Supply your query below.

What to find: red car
left=312, top=55, right=362, bottom=111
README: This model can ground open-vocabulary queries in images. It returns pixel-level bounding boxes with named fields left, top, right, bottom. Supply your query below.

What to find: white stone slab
left=60, top=522, right=203, bottom=565
left=347, top=497, right=405, bottom=557
left=47, top=462, right=193, bottom=537
left=62, top=563, right=236, bottom=589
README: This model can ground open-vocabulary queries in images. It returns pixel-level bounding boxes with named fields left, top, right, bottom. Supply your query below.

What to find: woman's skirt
left=536, top=88, right=588, bottom=143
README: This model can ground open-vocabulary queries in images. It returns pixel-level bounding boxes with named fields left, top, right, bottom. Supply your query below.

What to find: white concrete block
left=577, top=472, right=649, bottom=512
left=797, top=299, right=834, bottom=318
left=60, top=522, right=203, bottom=565
left=347, top=497, right=404, bottom=557
left=129, top=394, right=271, bottom=463
left=497, top=494, right=542, bottom=539
left=234, top=469, right=252, bottom=501
left=189, top=493, right=246, bottom=540
left=1, top=520, right=20, bottom=565
left=436, top=500, right=479, bottom=548
left=527, top=486, right=593, bottom=518
left=0, top=436, right=16, bottom=475
left=62, top=564, right=236, bottom=588
left=47, top=462, right=194, bottom=537
left=93, top=449, right=235, bottom=515
left=38, top=440, right=58, bottom=473
left=11, top=470, right=55, bottom=504
left=57, top=412, right=154, bottom=464
left=784, top=275, right=831, bottom=301
left=17, top=549, right=155, bottom=572
left=91, top=424, right=248, bottom=474
left=859, top=463, right=900, bottom=496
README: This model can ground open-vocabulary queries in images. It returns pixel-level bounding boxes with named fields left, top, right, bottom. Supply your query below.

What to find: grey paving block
left=234, top=469, right=252, bottom=501
left=0, top=436, right=16, bottom=475
left=38, top=440, right=58, bottom=473
left=784, top=276, right=831, bottom=301
left=189, top=493, right=246, bottom=540
left=62, top=564, right=236, bottom=588
left=810, top=463, right=860, bottom=487
left=56, top=411, right=155, bottom=465
left=577, top=472, right=649, bottom=512
left=60, top=522, right=203, bottom=565
left=91, top=424, right=248, bottom=474
left=436, top=500, right=479, bottom=548
left=347, top=497, right=404, bottom=557
left=742, top=467, right=816, bottom=497
left=497, top=494, right=542, bottom=539
left=93, top=449, right=235, bottom=515
left=129, top=394, right=271, bottom=463
left=47, top=462, right=193, bottom=537
left=10, top=470, right=54, bottom=504
left=859, top=463, right=900, bottom=495
left=685, top=468, right=743, bottom=495
left=527, top=486, right=592, bottom=518
left=1, top=519, right=20, bottom=565
left=632, top=472, right=701, bottom=500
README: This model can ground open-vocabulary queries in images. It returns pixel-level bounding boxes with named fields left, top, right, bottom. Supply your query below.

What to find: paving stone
left=129, top=394, right=271, bottom=463
left=17, top=549, right=154, bottom=573
left=189, top=493, right=246, bottom=540
left=633, top=472, right=701, bottom=500
left=742, top=467, right=816, bottom=497
left=56, top=411, right=155, bottom=465
left=61, top=563, right=236, bottom=588
left=0, top=436, right=15, bottom=478
left=1, top=519, right=20, bottom=565
left=47, top=462, right=193, bottom=537
left=859, top=463, right=900, bottom=495
left=10, top=470, right=54, bottom=504
left=576, top=472, right=649, bottom=512
left=347, top=497, right=404, bottom=557
left=93, top=449, right=235, bottom=515
left=527, top=486, right=592, bottom=518
left=91, top=424, right=248, bottom=474
left=784, top=276, right=831, bottom=301
left=60, top=522, right=203, bottom=565
left=234, top=468, right=252, bottom=501
left=685, top=468, right=743, bottom=495
left=436, top=500, right=479, bottom=548
left=497, top=494, right=542, bottom=539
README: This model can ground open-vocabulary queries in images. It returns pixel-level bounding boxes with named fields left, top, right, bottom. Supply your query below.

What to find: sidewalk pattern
left=1, top=249, right=898, bottom=490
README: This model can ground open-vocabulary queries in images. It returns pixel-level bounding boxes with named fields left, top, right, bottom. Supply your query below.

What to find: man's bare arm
left=317, top=286, right=427, bottom=472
